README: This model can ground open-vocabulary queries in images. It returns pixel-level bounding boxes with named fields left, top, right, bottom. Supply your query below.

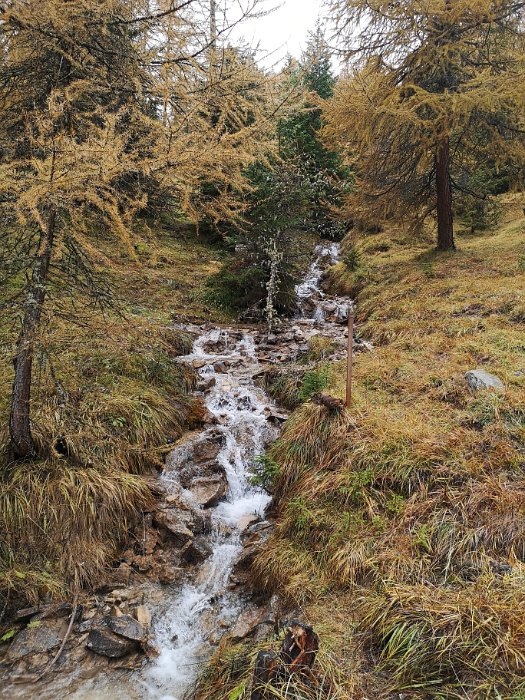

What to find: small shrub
left=342, top=245, right=361, bottom=271
left=249, top=454, right=280, bottom=493
left=299, top=366, right=331, bottom=401
left=286, top=496, right=316, bottom=535
left=203, top=266, right=267, bottom=314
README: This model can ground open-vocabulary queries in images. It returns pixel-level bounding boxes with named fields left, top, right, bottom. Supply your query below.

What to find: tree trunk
left=435, top=137, right=455, bottom=250
left=9, top=208, right=56, bottom=460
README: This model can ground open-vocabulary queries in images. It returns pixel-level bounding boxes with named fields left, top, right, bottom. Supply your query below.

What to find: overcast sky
left=232, top=0, right=325, bottom=67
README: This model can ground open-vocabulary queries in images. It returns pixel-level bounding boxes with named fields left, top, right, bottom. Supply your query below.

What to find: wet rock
left=190, top=476, right=227, bottom=507
left=86, top=628, right=136, bottom=658
left=15, top=601, right=77, bottom=623
left=267, top=410, right=289, bottom=424
left=181, top=536, right=212, bottom=564
left=186, top=397, right=217, bottom=427
left=157, top=563, right=181, bottom=584
left=78, top=619, right=96, bottom=634
left=248, top=520, right=272, bottom=534
left=14, top=606, right=41, bottom=623
left=213, top=361, right=229, bottom=373
left=126, top=554, right=154, bottom=573
left=229, top=607, right=267, bottom=642
left=191, top=359, right=208, bottom=369
left=106, top=614, right=145, bottom=642
left=202, top=335, right=230, bottom=353
left=465, top=369, right=505, bottom=392
left=111, top=562, right=133, bottom=586
left=7, top=620, right=64, bottom=661
left=193, top=432, right=224, bottom=463
left=106, top=588, right=144, bottom=605
left=197, top=509, right=213, bottom=534
left=133, top=605, right=152, bottom=628
left=238, top=513, right=261, bottom=533
left=154, top=510, right=193, bottom=547
left=198, top=376, right=216, bottom=392
left=232, top=542, right=262, bottom=581
left=166, top=429, right=226, bottom=488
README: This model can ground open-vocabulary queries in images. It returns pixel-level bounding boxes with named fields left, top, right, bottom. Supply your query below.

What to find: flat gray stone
left=465, top=369, right=505, bottom=393
left=86, top=628, right=136, bottom=658
left=106, top=614, right=145, bottom=642
left=7, top=621, right=63, bottom=661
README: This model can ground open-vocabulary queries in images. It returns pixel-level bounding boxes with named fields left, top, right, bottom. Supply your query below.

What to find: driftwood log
left=251, top=621, right=319, bottom=699
left=311, top=393, right=345, bottom=413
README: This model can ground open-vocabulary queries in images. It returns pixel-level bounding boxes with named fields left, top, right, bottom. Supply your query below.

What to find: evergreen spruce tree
left=279, top=26, right=347, bottom=236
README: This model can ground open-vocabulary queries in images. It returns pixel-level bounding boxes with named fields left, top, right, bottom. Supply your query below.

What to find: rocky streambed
left=0, top=242, right=370, bottom=700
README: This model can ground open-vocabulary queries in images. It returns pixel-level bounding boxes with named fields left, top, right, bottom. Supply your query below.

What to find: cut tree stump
left=281, top=620, right=319, bottom=673
left=311, top=393, right=345, bottom=413
left=250, top=621, right=319, bottom=699
left=251, top=650, right=280, bottom=700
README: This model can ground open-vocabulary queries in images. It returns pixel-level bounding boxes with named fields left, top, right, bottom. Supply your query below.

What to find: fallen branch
left=32, top=597, right=79, bottom=683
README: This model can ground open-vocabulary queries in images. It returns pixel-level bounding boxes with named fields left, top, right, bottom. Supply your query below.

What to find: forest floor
left=0, top=218, right=232, bottom=608
left=193, top=194, right=525, bottom=699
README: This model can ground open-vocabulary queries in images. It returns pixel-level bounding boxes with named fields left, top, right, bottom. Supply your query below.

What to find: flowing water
left=296, top=241, right=339, bottom=319
left=295, top=242, right=349, bottom=323
left=69, top=330, right=279, bottom=700
left=140, top=330, right=278, bottom=699
left=6, top=241, right=349, bottom=700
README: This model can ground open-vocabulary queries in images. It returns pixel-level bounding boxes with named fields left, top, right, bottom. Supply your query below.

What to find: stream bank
left=0, top=242, right=364, bottom=700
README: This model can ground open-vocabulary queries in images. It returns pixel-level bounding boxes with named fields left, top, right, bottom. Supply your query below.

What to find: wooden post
left=346, top=309, right=354, bottom=409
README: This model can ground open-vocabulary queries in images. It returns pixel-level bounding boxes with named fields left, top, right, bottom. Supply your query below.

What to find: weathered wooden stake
left=346, top=310, right=354, bottom=409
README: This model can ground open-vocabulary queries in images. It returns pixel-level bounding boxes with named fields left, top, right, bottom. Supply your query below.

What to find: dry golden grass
left=221, top=195, right=525, bottom=698
left=0, top=219, right=227, bottom=608
left=191, top=605, right=356, bottom=700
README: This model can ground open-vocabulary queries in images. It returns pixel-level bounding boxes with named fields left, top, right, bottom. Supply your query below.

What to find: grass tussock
left=191, top=616, right=353, bottom=700
left=0, top=220, right=224, bottom=607
left=248, top=195, right=525, bottom=697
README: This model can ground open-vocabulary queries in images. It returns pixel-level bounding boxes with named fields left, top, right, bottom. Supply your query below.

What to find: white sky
left=231, top=0, right=325, bottom=67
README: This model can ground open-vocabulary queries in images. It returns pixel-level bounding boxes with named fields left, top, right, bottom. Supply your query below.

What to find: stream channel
left=8, top=242, right=353, bottom=700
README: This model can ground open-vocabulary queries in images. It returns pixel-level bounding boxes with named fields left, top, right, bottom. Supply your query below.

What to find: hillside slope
left=195, top=195, right=525, bottom=699
left=0, top=220, right=231, bottom=606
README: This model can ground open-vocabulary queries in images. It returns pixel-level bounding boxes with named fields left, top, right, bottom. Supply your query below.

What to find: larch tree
left=0, top=0, right=157, bottom=459
left=0, top=0, right=275, bottom=461
left=324, top=0, right=525, bottom=249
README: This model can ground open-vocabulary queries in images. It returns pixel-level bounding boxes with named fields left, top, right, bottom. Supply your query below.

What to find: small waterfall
left=295, top=242, right=351, bottom=324
left=68, top=329, right=279, bottom=700
left=139, top=330, right=277, bottom=699
left=139, top=330, right=277, bottom=700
